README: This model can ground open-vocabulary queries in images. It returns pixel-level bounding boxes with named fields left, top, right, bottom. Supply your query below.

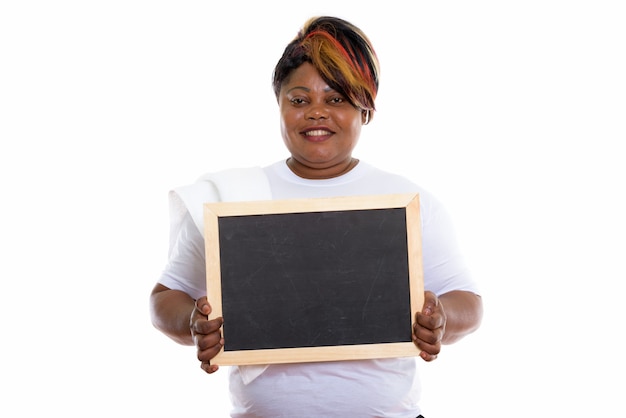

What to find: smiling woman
left=149, top=15, right=482, bottom=418
left=272, top=16, right=379, bottom=179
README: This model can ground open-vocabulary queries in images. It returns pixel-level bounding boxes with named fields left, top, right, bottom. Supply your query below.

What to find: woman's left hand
left=413, top=291, right=446, bottom=362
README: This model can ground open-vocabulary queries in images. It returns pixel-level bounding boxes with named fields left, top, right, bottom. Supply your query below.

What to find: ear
left=362, top=110, right=373, bottom=125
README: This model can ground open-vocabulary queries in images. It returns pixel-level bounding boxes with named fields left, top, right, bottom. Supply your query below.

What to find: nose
left=305, top=102, right=328, bottom=120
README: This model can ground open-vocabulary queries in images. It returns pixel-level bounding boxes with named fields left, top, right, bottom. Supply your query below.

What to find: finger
left=415, top=337, right=441, bottom=354
left=195, top=296, right=212, bottom=316
left=198, top=341, right=224, bottom=366
left=413, top=337, right=441, bottom=362
left=415, top=311, right=442, bottom=332
left=192, top=316, right=224, bottom=336
left=198, top=335, right=221, bottom=354
left=200, top=360, right=219, bottom=374
left=196, top=331, right=224, bottom=351
left=414, top=321, right=444, bottom=345
left=420, top=291, right=438, bottom=316
left=419, top=350, right=438, bottom=362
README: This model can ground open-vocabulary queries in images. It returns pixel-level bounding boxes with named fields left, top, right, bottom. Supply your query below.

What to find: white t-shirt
left=159, top=160, right=479, bottom=417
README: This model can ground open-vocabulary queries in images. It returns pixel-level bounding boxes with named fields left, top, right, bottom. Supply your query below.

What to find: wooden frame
left=204, top=193, right=424, bottom=365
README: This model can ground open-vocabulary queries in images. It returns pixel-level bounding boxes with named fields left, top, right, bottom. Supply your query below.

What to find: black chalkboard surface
left=204, top=193, right=424, bottom=365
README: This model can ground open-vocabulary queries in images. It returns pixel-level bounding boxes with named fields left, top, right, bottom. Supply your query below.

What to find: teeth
left=305, top=130, right=330, bottom=137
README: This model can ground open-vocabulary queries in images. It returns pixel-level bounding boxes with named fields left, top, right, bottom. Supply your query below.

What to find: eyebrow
left=286, top=86, right=334, bottom=95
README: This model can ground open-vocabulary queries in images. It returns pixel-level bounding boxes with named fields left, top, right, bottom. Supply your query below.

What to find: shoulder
left=177, top=166, right=271, bottom=203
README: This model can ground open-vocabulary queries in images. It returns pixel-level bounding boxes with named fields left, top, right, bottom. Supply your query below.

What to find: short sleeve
left=158, top=210, right=207, bottom=300
left=420, top=193, right=480, bottom=296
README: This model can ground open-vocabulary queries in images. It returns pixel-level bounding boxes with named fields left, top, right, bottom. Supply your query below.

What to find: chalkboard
left=204, top=193, right=424, bottom=365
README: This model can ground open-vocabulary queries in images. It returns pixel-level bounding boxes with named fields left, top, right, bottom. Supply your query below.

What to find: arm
left=150, top=283, right=224, bottom=373
left=439, top=290, right=483, bottom=344
left=413, top=290, right=483, bottom=361
left=149, top=283, right=196, bottom=345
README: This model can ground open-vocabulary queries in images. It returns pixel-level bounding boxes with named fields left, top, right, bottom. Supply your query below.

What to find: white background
left=1, top=1, right=624, bottom=417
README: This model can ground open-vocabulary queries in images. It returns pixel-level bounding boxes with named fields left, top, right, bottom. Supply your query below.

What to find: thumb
left=421, top=291, right=437, bottom=316
left=195, top=296, right=212, bottom=316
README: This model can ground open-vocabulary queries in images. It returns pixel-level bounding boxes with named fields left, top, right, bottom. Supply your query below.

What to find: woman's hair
left=272, top=16, right=380, bottom=112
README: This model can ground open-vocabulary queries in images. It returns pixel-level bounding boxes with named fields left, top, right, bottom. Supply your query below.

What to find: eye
left=328, top=96, right=344, bottom=105
left=290, top=97, right=308, bottom=105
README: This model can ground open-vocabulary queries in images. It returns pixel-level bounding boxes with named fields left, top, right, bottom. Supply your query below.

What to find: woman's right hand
left=190, top=296, right=224, bottom=374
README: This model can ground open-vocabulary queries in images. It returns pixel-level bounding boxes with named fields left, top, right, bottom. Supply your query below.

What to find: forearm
left=150, top=285, right=196, bottom=346
left=439, top=290, right=483, bottom=344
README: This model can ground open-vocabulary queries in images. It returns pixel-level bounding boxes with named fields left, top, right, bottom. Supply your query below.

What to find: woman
left=150, top=16, right=483, bottom=417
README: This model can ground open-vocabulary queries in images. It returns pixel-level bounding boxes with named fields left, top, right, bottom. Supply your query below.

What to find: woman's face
left=278, top=62, right=366, bottom=179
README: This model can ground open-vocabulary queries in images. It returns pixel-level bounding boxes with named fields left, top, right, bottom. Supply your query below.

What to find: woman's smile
left=301, top=128, right=334, bottom=141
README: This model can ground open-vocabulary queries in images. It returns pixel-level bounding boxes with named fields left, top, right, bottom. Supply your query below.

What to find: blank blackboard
left=204, top=193, right=424, bottom=365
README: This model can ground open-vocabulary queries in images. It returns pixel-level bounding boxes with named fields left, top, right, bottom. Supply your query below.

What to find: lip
left=301, top=126, right=334, bottom=142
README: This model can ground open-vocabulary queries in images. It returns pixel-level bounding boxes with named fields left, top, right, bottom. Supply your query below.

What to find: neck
left=286, top=157, right=359, bottom=179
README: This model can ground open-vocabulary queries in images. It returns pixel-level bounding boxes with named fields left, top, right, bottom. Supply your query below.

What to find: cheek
left=344, top=116, right=363, bottom=140
left=280, top=112, right=304, bottom=152
left=279, top=113, right=295, bottom=141
left=348, top=127, right=362, bottom=150
left=279, top=106, right=299, bottom=130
